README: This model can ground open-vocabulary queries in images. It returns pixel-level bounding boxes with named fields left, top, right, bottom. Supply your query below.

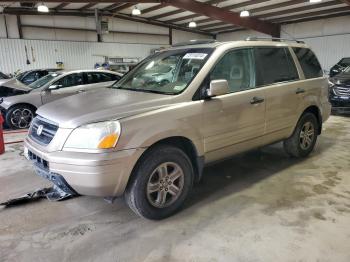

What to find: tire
left=5, top=105, right=35, bottom=129
left=125, top=145, right=194, bottom=220
left=283, top=112, right=319, bottom=158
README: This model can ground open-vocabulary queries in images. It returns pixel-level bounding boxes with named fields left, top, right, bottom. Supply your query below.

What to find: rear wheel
left=125, top=145, right=194, bottom=220
left=283, top=112, right=318, bottom=158
left=5, top=105, right=35, bottom=129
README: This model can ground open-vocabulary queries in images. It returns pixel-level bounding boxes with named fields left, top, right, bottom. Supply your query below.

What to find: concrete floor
left=1, top=115, right=350, bottom=262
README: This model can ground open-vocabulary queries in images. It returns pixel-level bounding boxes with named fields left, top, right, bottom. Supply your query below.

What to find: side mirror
left=206, top=79, right=229, bottom=98
left=48, top=84, right=61, bottom=90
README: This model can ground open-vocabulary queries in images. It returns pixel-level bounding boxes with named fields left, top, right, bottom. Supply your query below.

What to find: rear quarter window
left=292, top=47, right=323, bottom=79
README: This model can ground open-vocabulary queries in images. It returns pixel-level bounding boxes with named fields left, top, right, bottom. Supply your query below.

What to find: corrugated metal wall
left=0, top=38, right=163, bottom=74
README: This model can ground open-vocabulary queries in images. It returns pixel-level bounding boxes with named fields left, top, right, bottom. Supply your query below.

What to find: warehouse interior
left=0, top=0, right=350, bottom=261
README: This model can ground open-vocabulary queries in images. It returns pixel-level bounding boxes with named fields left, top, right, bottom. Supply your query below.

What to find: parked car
left=0, top=70, right=122, bottom=129
left=329, top=57, right=350, bottom=77
left=23, top=39, right=330, bottom=219
left=329, top=66, right=350, bottom=113
left=0, top=69, right=62, bottom=98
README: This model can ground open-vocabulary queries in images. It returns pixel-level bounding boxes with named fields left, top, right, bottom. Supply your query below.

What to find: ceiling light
left=309, top=0, right=322, bottom=2
left=37, top=3, right=49, bottom=13
left=132, top=6, right=141, bottom=16
left=240, top=10, right=250, bottom=17
left=188, top=21, right=197, bottom=28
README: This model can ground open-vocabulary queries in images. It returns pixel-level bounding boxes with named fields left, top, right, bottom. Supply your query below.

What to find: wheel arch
left=128, top=136, right=204, bottom=190
left=301, top=105, right=322, bottom=134
left=7, top=102, right=37, bottom=113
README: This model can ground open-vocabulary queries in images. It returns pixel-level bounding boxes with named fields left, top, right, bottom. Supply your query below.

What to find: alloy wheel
left=299, top=121, right=315, bottom=150
left=146, top=162, right=185, bottom=208
left=10, top=108, right=33, bottom=129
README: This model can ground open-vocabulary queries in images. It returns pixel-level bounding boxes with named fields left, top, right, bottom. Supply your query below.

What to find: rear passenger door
left=255, top=47, right=301, bottom=143
left=201, top=48, right=266, bottom=162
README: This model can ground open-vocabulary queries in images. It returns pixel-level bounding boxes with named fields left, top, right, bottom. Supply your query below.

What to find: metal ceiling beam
left=101, top=3, right=123, bottom=11
left=174, top=0, right=270, bottom=25
left=256, top=1, right=344, bottom=19
left=141, top=3, right=169, bottom=14
left=111, top=3, right=134, bottom=13
left=80, top=3, right=97, bottom=10
left=55, top=3, right=70, bottom=9
left=340, top=0, right=350, bottom=5
left=165, top=0, right=280, bottom=36
left=270, top=6, right=350, bottom=23
left=0, top=0, right=160, bottom=2
left=148, top=0, right=221, bottom=21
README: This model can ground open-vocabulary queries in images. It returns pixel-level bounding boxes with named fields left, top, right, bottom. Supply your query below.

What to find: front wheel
left=125, top=145, right=194, bottom=220
left=5, top=105, right=35, bottom=129
left=283, top=112, right=319, bottom=158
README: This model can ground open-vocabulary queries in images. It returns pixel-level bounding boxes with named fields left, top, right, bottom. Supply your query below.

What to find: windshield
left=112, top=48, right=213, bottom=95
left=339, top=58, right=350, bottom=67
left=28, top=72, right=61, bottom=89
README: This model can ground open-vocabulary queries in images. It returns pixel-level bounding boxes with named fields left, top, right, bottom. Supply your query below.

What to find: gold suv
left=24, top=39, right=331, bottom=219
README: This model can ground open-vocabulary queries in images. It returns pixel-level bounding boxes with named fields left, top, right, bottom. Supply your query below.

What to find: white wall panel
left=0, top=38, right=163, bottom=74
left=172, top=29, right=211, bottom=44
left=217, top=29, right=269, bottom=42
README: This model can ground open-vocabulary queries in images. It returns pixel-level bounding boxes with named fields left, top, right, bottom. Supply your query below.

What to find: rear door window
left=255, top=47, right=299, bottom=86
left=292, top=47, right=323, bottom=79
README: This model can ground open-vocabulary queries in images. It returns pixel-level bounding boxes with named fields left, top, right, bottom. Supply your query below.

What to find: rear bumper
left=24, top=137, right=145, bottom=197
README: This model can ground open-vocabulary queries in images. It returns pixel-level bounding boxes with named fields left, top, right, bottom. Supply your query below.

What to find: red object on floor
left=0, top=114, right=4, bottom=155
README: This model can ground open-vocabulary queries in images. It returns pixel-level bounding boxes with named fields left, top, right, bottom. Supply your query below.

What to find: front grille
left=29, top=116, right=58, bottom=145
left=334, top=86, right=350, bottom=96
left=28, top=150, right=49, bottom=170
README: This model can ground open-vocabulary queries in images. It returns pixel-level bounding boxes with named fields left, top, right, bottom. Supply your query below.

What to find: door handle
left=296, top=88, right=305, bottom=94
left=77, top=89, right=85, bottom=93
left=250, top=96, right=265, bottom=105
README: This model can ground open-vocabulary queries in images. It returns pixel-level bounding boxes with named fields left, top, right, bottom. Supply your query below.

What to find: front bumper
left=24, top=137, right=145, bottom=197
left=329, top=93, right=350, bottom=112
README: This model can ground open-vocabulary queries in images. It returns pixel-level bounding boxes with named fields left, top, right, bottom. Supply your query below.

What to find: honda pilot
left=23, top=39, right=331, bottom=219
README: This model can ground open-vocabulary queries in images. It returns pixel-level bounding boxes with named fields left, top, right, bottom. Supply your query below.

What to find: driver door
left=201, top=48, right=266, bottom=162
left=41, top=73, right=85, bottom=104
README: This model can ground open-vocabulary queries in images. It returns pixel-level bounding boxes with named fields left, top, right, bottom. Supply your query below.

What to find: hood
left=0, top=78, right=32, bottom=91
left=331, top=72, right=350, bottom=86
left=37, top=88, right=175, bottom=128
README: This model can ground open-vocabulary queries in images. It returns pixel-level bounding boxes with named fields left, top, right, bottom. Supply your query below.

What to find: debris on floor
left=0, top=185, right=78, bottom=207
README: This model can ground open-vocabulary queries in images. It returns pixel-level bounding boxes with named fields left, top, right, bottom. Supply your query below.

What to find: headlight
left=64, top=121, right=121, bottom=150
left=328, top=79, right=335, bottom=88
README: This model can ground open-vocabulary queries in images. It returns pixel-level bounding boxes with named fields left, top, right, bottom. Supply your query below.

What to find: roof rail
left=172, top=39, right=218, bottom=47
left=245, top=37, right=305, bottom=44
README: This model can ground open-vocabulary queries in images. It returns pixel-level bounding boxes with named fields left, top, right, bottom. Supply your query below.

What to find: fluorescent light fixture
left=188, top=21, right=197, bottom=28
left=240, top=10, right=250, bottom=17
left=309, top=0, right=322, bottom=2
left=132, top=6, right=141, bottom=16
left=37, top=3, right=49, bottom=13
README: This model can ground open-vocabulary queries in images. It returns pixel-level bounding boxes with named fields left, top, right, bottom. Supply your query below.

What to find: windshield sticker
left=183, top=53, right=208, bottom=60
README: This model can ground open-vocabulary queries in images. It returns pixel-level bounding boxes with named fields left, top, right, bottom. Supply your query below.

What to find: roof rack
left=245, top=37, right=305, bottom=44
left=172, top=39, right=218, bottom=47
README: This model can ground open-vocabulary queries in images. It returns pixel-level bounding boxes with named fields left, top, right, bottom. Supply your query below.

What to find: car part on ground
left=23, top=39, right=331, bottom=219
left=0, top=185, right=77, bottom=207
